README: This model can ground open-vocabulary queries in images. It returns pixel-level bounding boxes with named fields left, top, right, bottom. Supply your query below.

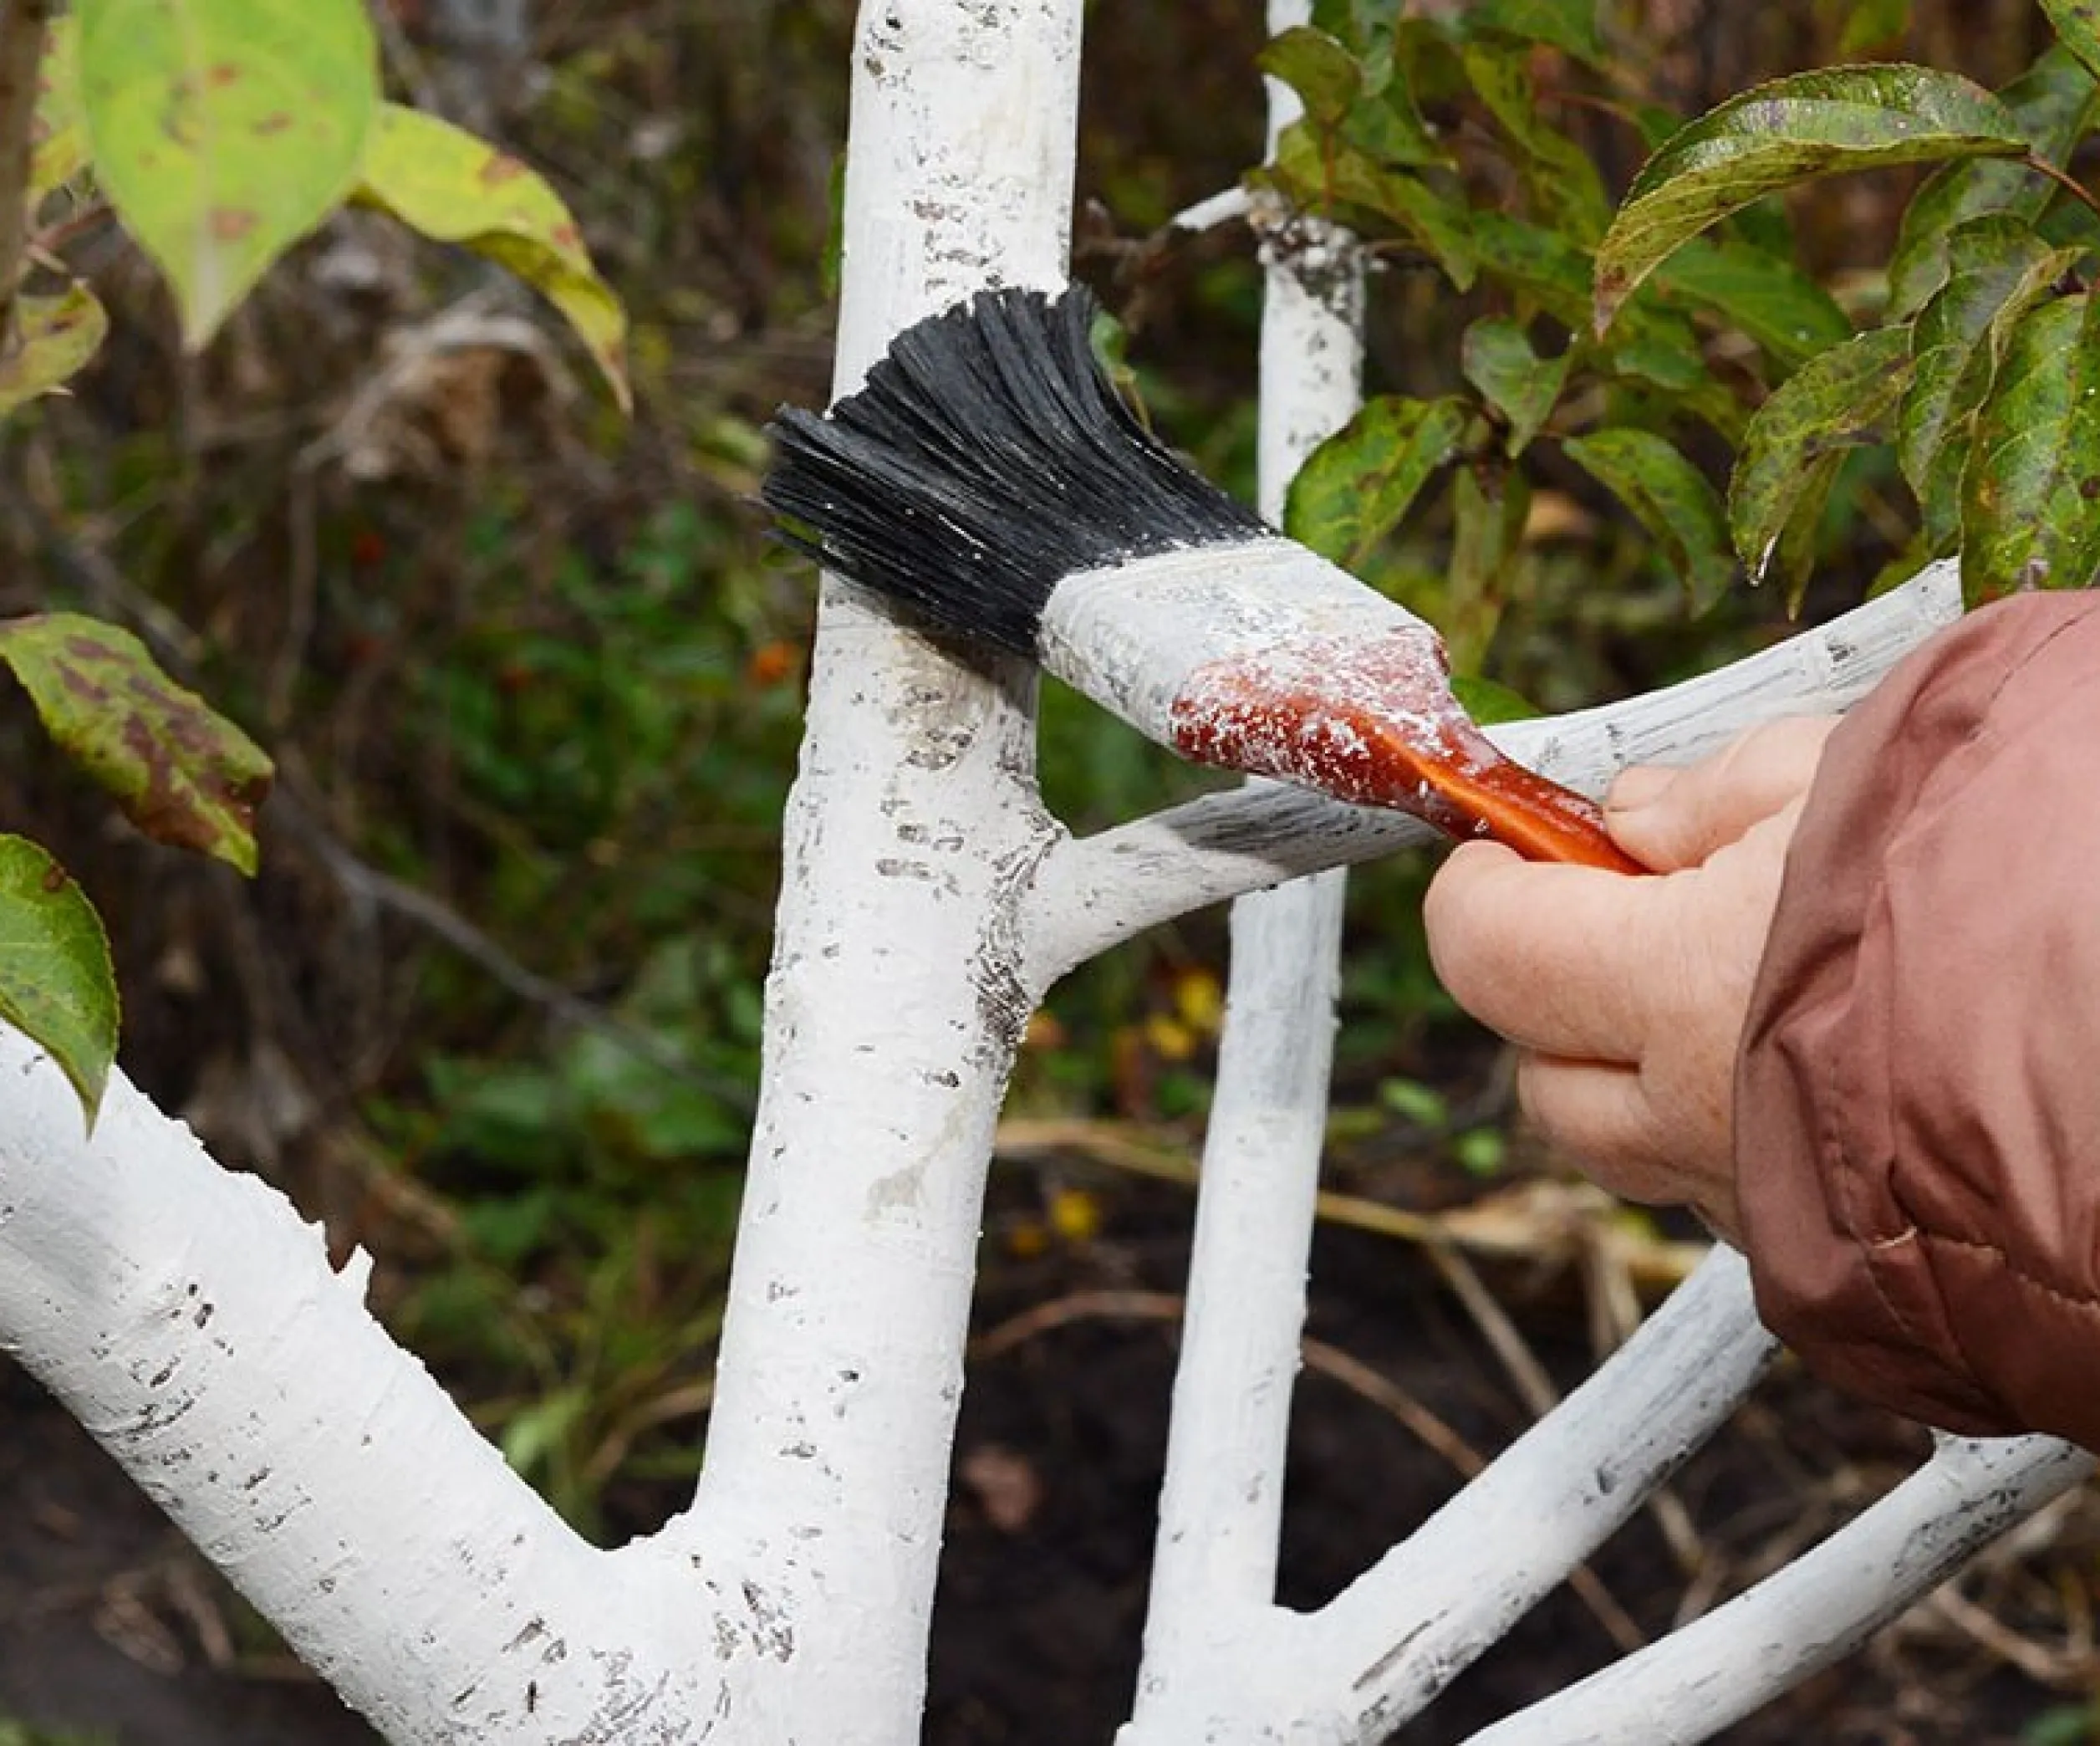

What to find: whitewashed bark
left=1114, top=1247, right=1776, bottom=1745
left=1126, top=10, right=1363, bottom=1730
left=1461, top=1434, right=2093, bottom=1745
left=0, top=1024, right=729, bottom=1743
left=680, top=3, right=1080, bottom=1741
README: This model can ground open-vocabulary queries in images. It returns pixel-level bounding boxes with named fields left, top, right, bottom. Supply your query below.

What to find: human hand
left=1421, top=717, right=1839, bottom=1241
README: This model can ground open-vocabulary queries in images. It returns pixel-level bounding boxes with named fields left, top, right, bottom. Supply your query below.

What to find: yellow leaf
left=354, top=103, right=630, bottom=411
left=1175, top=967, right=1224, bottom=1036
left=0, top=283, right=110, bottom=418
left=1048, top=1187, right=1101, bottom=1245
left=75, top=0, right=380, bottom=346
left=1144, top=1014, right=1197, bottom=1062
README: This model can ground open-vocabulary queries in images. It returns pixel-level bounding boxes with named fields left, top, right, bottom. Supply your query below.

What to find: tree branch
left=0, top=0, right=54, bottom=348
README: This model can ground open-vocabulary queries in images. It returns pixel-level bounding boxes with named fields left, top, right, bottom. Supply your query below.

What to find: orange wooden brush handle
left=1358, top=714, right=1645, bottom=874
left=1423, top=750, right=1644, bottom=873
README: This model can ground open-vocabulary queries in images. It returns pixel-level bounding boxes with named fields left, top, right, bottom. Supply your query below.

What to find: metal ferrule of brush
left=1034, top=537, right=1444, bottom=743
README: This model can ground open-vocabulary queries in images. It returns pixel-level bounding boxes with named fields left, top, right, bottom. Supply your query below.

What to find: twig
left=2026, top=151, right=2100, bottom=227
left=969, top=1288, right=1185, bottom=1362
left=4, top=485, right=750, bottom=1110
left=993, top=1116, right=1707, bottom=1289
left=1426, top=1241, right=1559, bottom=1418
left=0, top=0, right=54, bottom=347
left=268, top=789, right=756, bottom=1109
left=29, top=197, right=112, bottom=263
left=1922, top=1584, right=2097, bottom=1687
left=967, top=1287, right=1644, bottom=1652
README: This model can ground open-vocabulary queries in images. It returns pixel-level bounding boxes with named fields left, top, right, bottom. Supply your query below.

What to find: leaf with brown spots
left=1594, top=65, right=2029, bottom=334
left=1959, top=293, right=2100, bottom=601
left=73, top=0, right=379, bottom=345
left=2042, top=0, right=2100, bottom=85
left=1282, top=396, right=1473, bottom=569
left=354, top=103, right=631, bottom=411
left=0, top=835, right=119, bottom=1126
left=0, top=282, right=109, bottom=417
left=0, top=613, right=273, bottom=874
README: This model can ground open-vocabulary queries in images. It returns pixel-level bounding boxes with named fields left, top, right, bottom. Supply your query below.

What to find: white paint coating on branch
left=1460, top=1433, right=2092, bottom=1745
left=1125, top=13, right=1365, bottom=1725
left=0, top=1026, right=737, bottom=1743
left=682, top=3, right=1082, bottom=1741
left=1117, top=1248, right=1776, bottom=1745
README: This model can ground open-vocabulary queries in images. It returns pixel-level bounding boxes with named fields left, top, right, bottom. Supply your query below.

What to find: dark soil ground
left=2, top=1177, right=2092, bottom=1746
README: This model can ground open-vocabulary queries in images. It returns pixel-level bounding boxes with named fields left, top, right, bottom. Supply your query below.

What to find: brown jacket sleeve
left=1737, top=590, right=2100, bottom=1447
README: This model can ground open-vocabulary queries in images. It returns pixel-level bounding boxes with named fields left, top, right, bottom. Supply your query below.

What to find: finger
left=1518, top=1055, right=1669, bottom=1182
left=1606, top=716, right=1838, bottom=872
left=1517, top=1055, right=1741, bottom=1239
left=1425, top=841, right=1673, bottom=1061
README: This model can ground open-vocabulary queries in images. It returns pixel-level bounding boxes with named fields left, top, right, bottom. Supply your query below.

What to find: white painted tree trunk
left=0, top=5, right=2087, bottom=1744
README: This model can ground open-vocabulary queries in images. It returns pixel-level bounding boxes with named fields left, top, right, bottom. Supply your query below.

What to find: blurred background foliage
left=0, top=0, right=2059, bottom=1541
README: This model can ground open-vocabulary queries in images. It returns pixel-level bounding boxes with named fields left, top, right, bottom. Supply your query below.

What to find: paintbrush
left=763, top=285, right=1639, bottom=873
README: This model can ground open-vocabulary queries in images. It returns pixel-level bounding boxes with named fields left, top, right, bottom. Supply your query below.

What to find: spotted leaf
left=354, top=104, right=631, bottom=411
left=0, top=614, right=273, bottom=874
left=0, top=836, right=118, bottom=1126
left=73, top=0, right=378, bottom=345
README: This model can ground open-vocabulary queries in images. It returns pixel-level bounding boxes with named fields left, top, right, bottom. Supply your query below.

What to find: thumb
left=1606, top=716, right=1838, bottom=872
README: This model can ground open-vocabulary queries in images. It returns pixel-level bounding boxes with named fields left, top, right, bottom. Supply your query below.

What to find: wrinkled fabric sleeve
left=1738, top=590, right=2100, bottom=1449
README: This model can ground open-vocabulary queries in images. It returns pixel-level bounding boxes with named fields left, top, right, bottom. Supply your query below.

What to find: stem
left=0, top=0, right=54, bottom=350
left=30, top=197, right=110, bottom=263
left=2025, top=150, right=2100, bottom=227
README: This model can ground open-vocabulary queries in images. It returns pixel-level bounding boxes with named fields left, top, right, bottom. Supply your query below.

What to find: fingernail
left=1605, top=764, right=1677, bottom=814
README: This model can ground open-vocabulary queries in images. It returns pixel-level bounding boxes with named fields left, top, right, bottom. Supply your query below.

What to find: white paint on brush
left=1037, top=536, right=1438, bottom=738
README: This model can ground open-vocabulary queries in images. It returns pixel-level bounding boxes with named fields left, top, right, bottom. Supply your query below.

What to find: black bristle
left=762, top=287, right=1270, bottom=656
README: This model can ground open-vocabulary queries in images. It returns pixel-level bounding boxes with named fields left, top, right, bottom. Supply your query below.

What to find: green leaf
left=1265, top=122, right=1476, bottom=283
left=74, top=0, right=379, bottom=347
left=1341, top=75, right=1444, bottom=169
left=1455, top=0, right=1608, bottom=71
left=1959, top=293, right=2100, bottom=600
left=1448, top=673, right=1542, bottom=724
left=1594, top=65, right=2030, bottom=333
left=0, top=836, right=118, bottom=1125
left=1730, top=325, right=1911, bottom=593
left=1458, top=39, right=1610, bottom=242
left=1563, top=428, right=1737, bottom=610
left=1259, top=25, right=1363, bottom=127
left=2041, top=0, right=2100, bottom=86
left=1888, top=48, right=2099, bottom=317
left=1651, top=236, right=1854, bottom=368
left=1468, top=212, right=1743, bottom=432
left=1827, top=0, right=1912, bottom=54
left=1460, top=317, right=1571, bottom=453
left=0, top=614, right=273, bottom=873
left=1899, top=217, right=2079, bottom=546
left=354, top=103, right=632, bottom=409
left=1600, top=319, right=1749, bottom=440
left=1283, top=396, right=1473, bottom=568
left=28, top=16, right=89, bottom=208
left=1470, top=209, right=1592, bottom=326
left=1263, top=22, right=1443, bottom=168
left=1445, top=465, right=1531, bottom=669
left=0, top=283, right=109, bottom=417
